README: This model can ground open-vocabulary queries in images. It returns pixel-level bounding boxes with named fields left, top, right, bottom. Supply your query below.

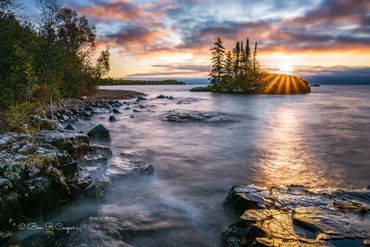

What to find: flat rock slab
left=164, top=110, right=235, bottom=123
left=106, top=157, right=154, bottom=179
left=224, top=185, right=370, bottom=247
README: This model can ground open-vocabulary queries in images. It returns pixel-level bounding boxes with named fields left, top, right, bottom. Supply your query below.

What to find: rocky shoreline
left=0, top=89, right=369, bottom=246
left=0, top=90, right=153, bottom=244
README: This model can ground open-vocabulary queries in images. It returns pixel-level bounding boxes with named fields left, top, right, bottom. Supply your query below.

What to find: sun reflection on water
left=252, top=107, right=333, bottom=187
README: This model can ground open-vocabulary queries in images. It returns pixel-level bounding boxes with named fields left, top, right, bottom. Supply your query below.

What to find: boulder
left=64, top=124, right=77, bottom=131
left=136, top=96, right=147, bottom=102
left=112, top=108, right=121, bottom=114
left=87, top=124, right=110, bottom=140
left=108, top=115, right=116, bottom=122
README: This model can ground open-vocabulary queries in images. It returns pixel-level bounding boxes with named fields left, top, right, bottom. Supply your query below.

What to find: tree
left=224, top=51, right=233, bottom=79
left=210, top=37, right=225, bottom=85
left=96, top=48, right=110, bottom=79
left=233, top=41, right=241, bottom=78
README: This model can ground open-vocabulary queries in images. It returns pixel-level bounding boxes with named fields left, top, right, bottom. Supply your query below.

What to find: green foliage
left=0, top=0, right=110, bottom=110
left=5, top=102, right=43, bottom=134
left=209, top=38, right=265, bottom=94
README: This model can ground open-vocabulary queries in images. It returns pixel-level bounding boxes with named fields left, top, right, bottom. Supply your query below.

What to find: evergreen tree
left=210, top=37, right=225, bottom=85
left=233, top=41, right=240, bottom=78
left=224, top=51, right=233, bottom=78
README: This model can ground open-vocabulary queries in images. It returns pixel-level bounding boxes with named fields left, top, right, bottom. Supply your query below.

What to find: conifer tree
left=224, top=51, right=233, bottom=78
left=210, top=37, right=225, bottom=85
left=233, top=41, right=240, bottom=78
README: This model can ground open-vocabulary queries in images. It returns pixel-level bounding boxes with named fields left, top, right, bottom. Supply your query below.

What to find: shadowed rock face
left=224, top=185, right=370, bottom=247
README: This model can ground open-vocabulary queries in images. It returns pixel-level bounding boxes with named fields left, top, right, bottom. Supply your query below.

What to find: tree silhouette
left=210, top=37, right=225, bottom=85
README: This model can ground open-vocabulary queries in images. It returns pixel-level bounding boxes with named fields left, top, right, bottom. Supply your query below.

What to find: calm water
left=14, top=85, right=370, bottom=246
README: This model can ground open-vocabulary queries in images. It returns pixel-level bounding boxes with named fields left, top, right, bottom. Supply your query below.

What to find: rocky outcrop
left=0, top=130, right=92, bottom=241
left=165, top=111, right=235, bottom=123
left=223, top=185, right=370, bottom=247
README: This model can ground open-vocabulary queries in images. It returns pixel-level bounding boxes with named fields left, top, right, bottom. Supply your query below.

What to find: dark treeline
left=209, top=38, right=265, bottom=93
left=0, top=0, right=110, bottom=109
left=100, top=78, right=185, bottom=85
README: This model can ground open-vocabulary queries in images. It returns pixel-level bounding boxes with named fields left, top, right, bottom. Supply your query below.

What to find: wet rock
left=30, top=115, right=57, bottom=130
left=0, top=130, right=92, bottom=239
left=106, top=157, right=154, bottom=179
left=223, top=185, right=370, bottom=247
left=64, top=124, right=77, bottom=131
left=130, top=115, right=135, bottom=118
left=136, top=96, right=147, bottom=102
left=113, top=108, right=121, bottom=114
left=87, top=124, right=110, bottom=140
left=165, top=111, right=234, bottom=123
left=0, top=178, right=13, bottom=194
left=156, top=95, right=174, bottom=100
left=89, top=145, right=113, bottom=158
left=37, top=131, right=89, bottom=160
left=109, top=115, right=116, bottom=122
left=124, top=107, right=130, bottom=110
left=133, top=109, right=141, bottom=113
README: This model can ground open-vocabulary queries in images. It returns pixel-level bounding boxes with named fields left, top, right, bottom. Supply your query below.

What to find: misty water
left=14, top=85, right=370, bottom=246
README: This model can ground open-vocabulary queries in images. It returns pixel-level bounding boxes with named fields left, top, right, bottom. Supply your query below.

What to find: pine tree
left=210, top=37, right=225, bottom=85
left=224, top=51, right=233, bottom=78
left=233, top=41, right=240, bottom=78
left=253, top=42, right=258, bottom=75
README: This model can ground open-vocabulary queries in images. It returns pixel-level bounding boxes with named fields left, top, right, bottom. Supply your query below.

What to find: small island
left=100, top=78, right=186, bottom=86
left=191, top=38, right=311, bottom=95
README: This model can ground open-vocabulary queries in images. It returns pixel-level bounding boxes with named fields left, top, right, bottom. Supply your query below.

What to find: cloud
left=78, top=0, right=163, bottom=21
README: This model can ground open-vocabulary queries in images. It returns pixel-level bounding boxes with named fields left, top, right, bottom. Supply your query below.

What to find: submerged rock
left=87, top=124, right=110, bottom=140
left=165, top=111, right=235, bottom=123
left=109, top=115, right=116, bottom=122
left=223, top=185, right=370, bottom=247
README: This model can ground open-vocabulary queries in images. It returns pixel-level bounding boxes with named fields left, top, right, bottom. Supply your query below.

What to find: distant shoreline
left=99, top=78, right=186, bottom=86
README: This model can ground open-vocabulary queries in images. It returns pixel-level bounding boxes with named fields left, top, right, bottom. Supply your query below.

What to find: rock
left=0, top=130, right=93, bottom=239
left=156, top=94, right=166, bottom=99
left=37, top=131, right=89, bottom=160
left=64, top=124, right=77, bottom=131
left=87, top=124, right=110, bottom=140
left=130, top=115, right=135, bottom=118
left=165, top=111, right=234, bottom=123
left=112, top=108, right=121, bottom=114
left=0, top=178, right=13, bottom=194
left=89, top=145, right=113, bottom=158
left=124, top=107, right=130, bottom=110
left=106, top=157, right=154, bottom=179
left=133, top=109, right=141, bottom=113
left=136, top=96, right=147, bottom=102
left=108, top=115, right=116, bottom=122
left=30, top=115, right=57, bottom=130
left=223, top=185, right=370, bottom=247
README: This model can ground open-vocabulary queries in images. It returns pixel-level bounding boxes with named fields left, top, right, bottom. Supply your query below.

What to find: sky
left=21, top=0, right=370, bottom=83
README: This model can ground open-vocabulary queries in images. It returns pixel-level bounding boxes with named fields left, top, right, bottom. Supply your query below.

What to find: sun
left=279, top=63, right=294, bottom=74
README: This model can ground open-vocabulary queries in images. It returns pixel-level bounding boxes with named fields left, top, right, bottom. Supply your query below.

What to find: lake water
left=14, top=85, right=370, bottom=246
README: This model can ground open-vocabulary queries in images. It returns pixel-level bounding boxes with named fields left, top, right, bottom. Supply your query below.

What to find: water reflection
left=252, top=105, right=335, bottom=187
